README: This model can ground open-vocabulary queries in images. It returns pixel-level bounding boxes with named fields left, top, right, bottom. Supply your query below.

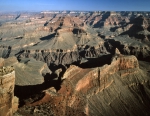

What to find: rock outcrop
left=0, top=11, right=150, bottom=65
left=106, top=35, right=150, bottom=61
left=17, top=50, right=150, bottom=116
left=0, top=65, right=15, bottom=116
left=0, top=11, right=150, bottom=116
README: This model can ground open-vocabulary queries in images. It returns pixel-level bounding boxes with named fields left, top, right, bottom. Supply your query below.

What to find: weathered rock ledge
left=24, top=50, right=149, bottom=116
left=0, top=66, right=16, bottom=116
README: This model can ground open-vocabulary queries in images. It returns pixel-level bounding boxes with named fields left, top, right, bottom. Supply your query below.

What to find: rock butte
left=0, top=11, right=150, bottom=116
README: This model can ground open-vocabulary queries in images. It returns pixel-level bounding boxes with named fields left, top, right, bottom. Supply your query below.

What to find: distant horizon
left=0, top=0, right=150, bottom=12
left=1, top=10, right=150, bottom=13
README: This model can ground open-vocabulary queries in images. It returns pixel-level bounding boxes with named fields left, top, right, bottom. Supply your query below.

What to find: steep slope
left=0, top=11, right=150, bottom=116
left=17, top=50, right=150, bottom=116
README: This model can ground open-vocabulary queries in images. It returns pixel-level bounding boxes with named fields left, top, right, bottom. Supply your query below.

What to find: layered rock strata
left=0, top=66, right=15, bottom=116
left=0, top=11, right=150, bottom=115
left=18, top=50, right=150, bottom=116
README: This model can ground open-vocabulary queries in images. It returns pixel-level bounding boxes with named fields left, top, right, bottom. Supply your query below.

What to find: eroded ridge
left=19, top=51, right=150, bottom=116
left=0, top=65, right=15, bottom=116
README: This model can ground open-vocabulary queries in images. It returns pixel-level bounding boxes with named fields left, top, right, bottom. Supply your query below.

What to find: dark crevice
left=40, top=33, right=55, bottom=41
left=75, top=54, right=112, bottom=69
left=110, top=26, right=119, bottom=32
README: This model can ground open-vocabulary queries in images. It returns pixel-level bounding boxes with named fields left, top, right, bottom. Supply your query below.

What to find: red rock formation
left=22, top=50, right=150, bottom=116
left=0, top=66, right=15, bottom=116
left=0, top=11, right=150, bottom=115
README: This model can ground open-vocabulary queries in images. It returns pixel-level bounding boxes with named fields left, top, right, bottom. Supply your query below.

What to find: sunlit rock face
left=51, top=53, right=141, bottom=116
left=22, top=52, right=150, bottom=116
left=0, top=11, right=150, bottom=115
left=0, top=11, right=150, bottom=64
left=0, top=65, right=15, bottom=116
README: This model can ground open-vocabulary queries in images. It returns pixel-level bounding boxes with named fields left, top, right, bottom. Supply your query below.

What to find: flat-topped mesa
left=0, top=66, right=15, bottom=116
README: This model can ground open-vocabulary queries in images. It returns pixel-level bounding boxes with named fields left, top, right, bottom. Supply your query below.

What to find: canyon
left=0, top=11, right=150, bottom=116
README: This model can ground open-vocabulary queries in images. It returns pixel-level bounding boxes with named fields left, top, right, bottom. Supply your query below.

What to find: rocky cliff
left=0, top=11, right=150, bottom=116
left=16, top=50, right=150, bottom=116
left=0, top=65, right=15, bottom=116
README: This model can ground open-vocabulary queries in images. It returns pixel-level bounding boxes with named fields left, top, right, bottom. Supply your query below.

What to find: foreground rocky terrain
left=0, top=11, right=150, bottom=116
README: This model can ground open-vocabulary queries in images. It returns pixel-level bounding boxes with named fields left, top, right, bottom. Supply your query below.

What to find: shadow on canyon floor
left=14, top=54, right=113, bottom=107
left=40, top=33, right=56, bottom=41
left=14, top=64, right=66, bottom=107
left=77, top=54, right=112, bottom=68
left=14, top=79, right=61, bottom=107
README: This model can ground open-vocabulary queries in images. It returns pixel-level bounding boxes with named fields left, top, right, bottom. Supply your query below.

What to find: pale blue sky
left=0, top=0, right=150, bottom=12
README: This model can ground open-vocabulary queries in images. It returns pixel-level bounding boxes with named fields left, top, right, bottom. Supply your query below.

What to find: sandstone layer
left=0, top=11, right=150, bottom=116
left=0, top=65, right=15, bottom=116
left=16, top=51, right=150, bottom=116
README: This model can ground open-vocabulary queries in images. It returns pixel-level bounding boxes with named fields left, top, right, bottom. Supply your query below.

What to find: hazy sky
left=0, top=0, right=150, bottom=12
